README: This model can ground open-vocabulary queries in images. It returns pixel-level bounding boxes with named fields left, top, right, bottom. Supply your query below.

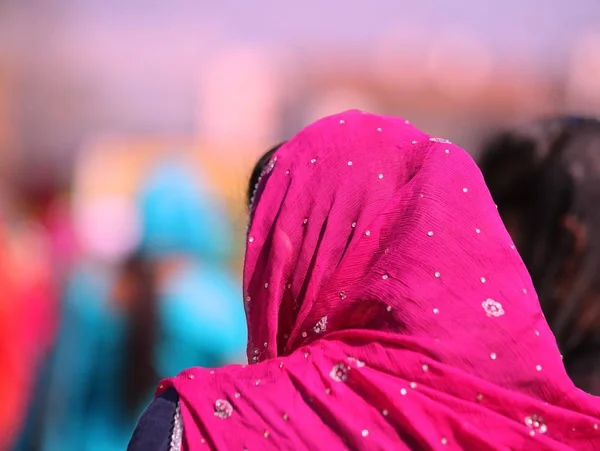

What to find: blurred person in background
left=130, top=111, right=600, bottom=450
left=480, top=116, right=600, bottom=394
left=35, top=159, right=246, bottom=451
left=0, top=215, right=57, bottom=450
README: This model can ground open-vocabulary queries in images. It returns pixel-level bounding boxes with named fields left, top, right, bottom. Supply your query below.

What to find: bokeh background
left=1, top=1, right=599, bottom=449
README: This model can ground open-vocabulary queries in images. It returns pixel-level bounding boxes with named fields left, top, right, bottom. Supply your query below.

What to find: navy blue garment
left=128, top=388, right=179, bottom=451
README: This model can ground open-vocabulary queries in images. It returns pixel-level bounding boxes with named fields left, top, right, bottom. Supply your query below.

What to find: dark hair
left=479, top=117, right=600, bottom=356
left=247, top=142, right=286, bottom=206
left=121, top=252, right=159, bottom=416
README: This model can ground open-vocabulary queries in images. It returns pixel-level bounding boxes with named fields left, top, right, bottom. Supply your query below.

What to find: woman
left=130, top=111, right=600, bottom=450
left=479, top=117, right=600, bottom=394
left=38, top=161, right=246, bottom=451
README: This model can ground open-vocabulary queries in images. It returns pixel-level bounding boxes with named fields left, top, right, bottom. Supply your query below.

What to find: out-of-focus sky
left=0, top=0, right=599, bottom=171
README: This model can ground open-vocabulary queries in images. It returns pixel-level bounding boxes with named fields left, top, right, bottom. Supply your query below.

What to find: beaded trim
left=247, top=156, right=277, bottom=234
left=169, top=402, right=183, bottom=451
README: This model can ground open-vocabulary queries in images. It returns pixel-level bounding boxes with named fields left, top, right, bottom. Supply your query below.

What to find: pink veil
left=158, top=111, right=600, bottom=450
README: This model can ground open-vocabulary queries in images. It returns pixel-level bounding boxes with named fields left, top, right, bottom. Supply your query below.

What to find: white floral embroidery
left=525, top=415, right=547, bottom=435
left=214, top=399, right=233, bottom=419
left=313, top=316, right=328, bottom=334
left=330, top=363, right=349, bottom=382
left=347, top=357, right=365, bottom=368
left=482, top=298, right=505, bottom=317
left=429, top=137, right=452, bottom=144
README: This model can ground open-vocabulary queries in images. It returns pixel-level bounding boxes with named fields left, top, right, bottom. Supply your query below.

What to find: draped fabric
left=157, top=111, right=600, bottom=450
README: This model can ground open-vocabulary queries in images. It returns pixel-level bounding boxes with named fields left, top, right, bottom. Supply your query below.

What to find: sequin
left=362, top=430, right=369, bottom=437
left=480, top=277, right=486, bottom=283
left=248, top=236, right=255, bottom=243
left=377, top=127, right=382, bottom=132
left=434, top=272, right=441, bottom=278
left=525, top=415, right=548, bottom=434
left=378, top=173, right=384, bottom=179
left=365, top=230, right=371, bottom=236
left=313, top=316, right=328, bottom=334
left=490, top=353, right=497, bottom=360
left=287, top=283, right=292, bottom=289
left=303, top=218, right=308, bottom=225
left=444, top=149, right=450, bottom=154
left=536, top=365, right=542, bottom=371
left=430, top=137, right=452, bottom=144
left=441, top=438, right=448, bottom=445
left=462, top=188, right=468, bottom=193
left=263, top=342, right=268, bottom=347
left=476, top=394, right=483, bottom=402
left=214, top=399, right=233, bottom=419
left=523, top=288, right=528, bottom=294
left=209, top=370, right=215, bottom=375
left=427, top=231, right=434, bottom=237
left=482, top=298, right=505, bottom=317
left=330, top=363, right=349, bottom=382
left=264, top=431, right=270, bottom=438
left=279, top=362, right=284, bottom=368
left=339, top=119, right=345, bottom=125
left=410, top=382, right=417, bottom=389
left=264, top=283, right=269, bottom=289
left=534, top=330, right=540, bottom=336
left=594, top=424, right=598, bottom=430
left=348, top=161, right=353, bottom=166
left=310, top=158, right=316, bottom=164
left=475, top=228, right=481, bottom=234
left=234, top=392, right=241, bottom=398
left=302, top=332, right=308, bottom=338
left=400, top=388, right=407, bottom=395
left=339, top=291, right=347, bottom=300
left=382, top=274, right=389, bottom=280
left=245, top=296, right=251, bottom=303
left=422, top=364, right=429, bottom=372
left=188, top=374, right=195, bottom=380
left=253, top=348, right=259, bottom=355
left=382, top=409, right=388, bottom=416
left=283, top=334, right=289, bottom=339
left=283, top=413, right=289, bottom=421
left=405, top=120, right=410, bottom=124
left=325, top=388, right=331, bottom=394
left=433, top=308, right=439, bottom=314
left=351, top=222, right=357, bottom=228
left=255, top=380, right=261, bottom=386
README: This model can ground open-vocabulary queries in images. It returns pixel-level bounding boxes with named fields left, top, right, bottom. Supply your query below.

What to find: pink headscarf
left=158, top=111, right=600, bottom=450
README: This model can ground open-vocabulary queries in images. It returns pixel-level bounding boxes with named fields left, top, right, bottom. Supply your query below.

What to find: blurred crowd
left=1, top=155, right=248, bottom=450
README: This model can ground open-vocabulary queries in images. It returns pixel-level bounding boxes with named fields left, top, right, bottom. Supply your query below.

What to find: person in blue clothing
left=28, top=159, right=247, bottom=451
